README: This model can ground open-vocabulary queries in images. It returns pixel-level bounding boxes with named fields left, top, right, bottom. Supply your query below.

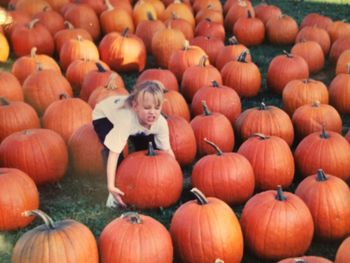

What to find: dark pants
left=92, top=118, right=156, bottom=165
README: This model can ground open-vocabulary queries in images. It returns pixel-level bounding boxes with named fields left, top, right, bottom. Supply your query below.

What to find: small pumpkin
left=335, top=236, right=350, bottom=263
left=266, top=15, right=298, bottom=45
left=329, top=64, right=350, bottom=114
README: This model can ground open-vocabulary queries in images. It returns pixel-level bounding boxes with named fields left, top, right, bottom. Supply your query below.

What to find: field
left=1, top=0, right=350, bottom=262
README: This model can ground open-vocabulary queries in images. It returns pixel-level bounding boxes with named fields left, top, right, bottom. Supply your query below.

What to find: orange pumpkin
left=266, top=15, right=298, bottom=45
left=335, top=236, right=350, bottom=263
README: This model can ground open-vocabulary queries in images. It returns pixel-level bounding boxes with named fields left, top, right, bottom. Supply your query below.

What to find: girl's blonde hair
left=125, top=80, right=165, bottom=107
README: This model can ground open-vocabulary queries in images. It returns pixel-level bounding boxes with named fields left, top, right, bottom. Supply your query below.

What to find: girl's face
left=132, top=92, right=162, bottom=129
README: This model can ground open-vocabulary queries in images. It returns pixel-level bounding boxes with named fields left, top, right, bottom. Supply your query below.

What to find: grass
left=1, top=0, right=350, bottom=262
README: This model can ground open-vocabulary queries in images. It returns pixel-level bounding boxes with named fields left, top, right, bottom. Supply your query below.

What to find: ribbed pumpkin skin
left=167, top=115, right=196, bottom=166
left=0, top=129, right=68, bottom=185
left=0, top=99, right=40, bottom=143
left=42, top=96, right=92, bottom=143
left=295, top=26, right=331, bottom=55
left=278, top=256, right=332, bottom=263
left=254, top=3, right=282, bottom=25
left=0, top=71, right=23, bottom=101
left=329, top=72, right=350, bottom=114
left=300, top=13, right=333, bottom=30
left=294, top=130, right=350, bottom=181
left=192, top=151, right=255, bottom=205
left=115, top=149, right=183, bottom=209
left=12, top=219, right=98, bottom=263
left=235, top=104, right=294, bottom=146
left=291, top=41, right=324, bottom=74
left=295, top=171, right=350, bottom=240
left=240, top=188, right=314, bottom=261
left=99, top=214, right=173, bottom=263
left=68, top=123, right=105, bottom=177
left=170, top=194, right=244, bottom=263
left=335, top=236, right=350, bottom=263
left=136, top=68, right=179, bottom=92
left=266, top=15, right=298, bottom=45
left=336, top=50, right=350, bottom=75
left=162, top=90, right=191, bottom=121
left=0, top=168, right=39, bottom=231
left=237, top=135, right=294, bottom=191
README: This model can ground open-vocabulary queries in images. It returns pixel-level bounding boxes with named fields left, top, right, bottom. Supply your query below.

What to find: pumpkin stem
left=259, top=102, right=267, bottom=110
left=293, top=259, right=307, bottom=263
left=121, top=27, right=129, bottom=37
left=275, top=185, right=287, bottom=201
left=250, top=133, right=269, bottom=140
left=27, top=18, right=40, bottom=29
left=64, top=20, right=75, bottom=29
left=320, top=126, right=329, bottom=139
left=228, top=36, right=238, bottom=45
left=105, top=73, right=118, bottom=90
left=96, top=62, right=107, bottom=72
left=211, top=80, right=220, bottom=88
left=316, top=169, right=328, bottom=182
left=215, top=259, right=224, bottom=263
left=247, top=10, right=252, bottom=18
left=347, top=63, right=350, bottom=74
left=22, top=210, right=56, bottom=229
left=282, top=50, right=293, bottom=58
left=204, top=138, right=223, bottom=155
left=104, top=0, right=114, bottom=11
left=237, top=50, right=249, bottom=63
left=30, top=47, right=38, bottom=58
left=0, top=97, right=10, bottom=106
left=147, top=11, right=155, bottom=21
left=201, top=100, right=212, bottom=116
left=59, top=93, right=69, bottom=100
left=198, top=55, right=208, bottom=67
left=302, top=78, right=311, bottom=84
left=191, top=188, right=208, bottom=205
left=311, top=101, right=320, bottom=107
left=183, top=40, right=190, bottom=50
left=147, top=141, right=156, bottom=156
left=121, top=212, right=142, bottom=224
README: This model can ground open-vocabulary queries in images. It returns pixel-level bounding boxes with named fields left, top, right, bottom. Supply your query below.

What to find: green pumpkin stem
left=283, top=50, right=293, bottom=58
left=22, top=210, right=56, bottom=229
left=201, top=100, right=212, bottom=116
left=0, top=97, right=10, bottom=106
left=320, top=126, right=329, bottom=139
left=147, top=141, right=156, bottom=156
left=121, top=212, right=142, bottom=224
left=316, top=169, right=328, bottom=182
left=96, top=62, right=107, bottom=72
left=212, top=80, right=220, bottom=88
left=204, top=138, right=223, bottom=156
left=237, top=50, right=249, bottom=63
left=275, top=185, right=287, bottom=201
left=191, top=188, right=208, bottom=205
left=247, top=10, right=252, bottom=18
left=259, top=102, right=267, bottom=110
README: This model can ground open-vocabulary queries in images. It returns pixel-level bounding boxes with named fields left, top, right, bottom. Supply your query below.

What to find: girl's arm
left=106, top=150, right=126, bottom=207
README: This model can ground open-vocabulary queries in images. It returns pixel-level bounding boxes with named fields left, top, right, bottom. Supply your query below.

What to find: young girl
left=92, top=80, right=175, bottom=208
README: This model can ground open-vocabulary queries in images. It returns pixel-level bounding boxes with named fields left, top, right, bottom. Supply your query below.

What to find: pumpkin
left=10, top=18, right=55, bottom=57
left=295, top=26, right=331, bottom=55
left=165, top=13, right=194, bottom=40
left=327, top=21, right=350, bottom=44
left=22, top=68, right=73, bottom=116
left=238, top=133, right=294, bottom=191
left=0, top=97, right=40, bottom=143
left=78, top=0, right=105, bottom=15
left=235, top=102, right=294, bottom=146
left=99, top=28, right=146, bottom=72
left=0, top=128, right=68, bottom=185
left=12, top=209, right=98, bottom=263
left=45, top=0, right=70, bottom=11
left=278, top=256, right=332, bottom=263
left=267, top=51, right=309, bottom=94
left=254, top=2, right=282, bottom=25
left=191, top=80, right=241, bottom=124
left=335, top=236, right=350, bottom=263
left=192, top=138, right=255, bottom=205
left=221, top=50, right=261, bottom=97
left=336, top=50, right=350, bottom=75
left=224, top=0, right=255, bottom=32
left=0, top=168, right=39, bottom=231
left=294, top=128, right=350, bottom=181
left=115, top=142, right=183, bottom=209
left=68, top=123, right=105, bottom=177
left=215, top=36, right=251, bottom=70
left=189, top=36, right=224, bottom=65
left=162, top=89, right=190, bottom=121
left=291, top=41, right=325, bottom=73
left=33, top=8, right=65, bottom=36
left=0, top=71, right=23, bottom=101
left=329, top=37, right=350, bottom=64
left=329, top=65, right=350, bottom=113
left=194, top=18, right=225, bottom=42
left=300, top=13, right=333, bottom=30
left=266, top=15, right=298, bottom=45
left=170, top=188, right=244, bottom=263
left=14, top=0, right=52, bottom=16
left=295, top=169, right=350, bottom=240
left=191, top=101, right=235, bottom=156
left=2, top=10, right=31, bottom=38
left=0, top=32, right=9, bottom=62
left=181, top=56, right=222, bottom=102
left=193, top=0, right=222, bottom=14
left=240, top=186, right=314, bottom=261
left=160, top=0, right=195, bottom=28
left=195, top=6, right=224, bottom=25
left=233, top=10, right=265, bottom=46
left=42, top=94, right=93, bottom=143
left=292, top=101, right=342, bottom=140
left=99, top=212, right=173, bottom=263
left=282, top=78, right=329, bottom=116
left=136, top=68, right=178, bottom=92
left=11, top=47, right=61, bottom=85
left=166, top=115, right=196, bottom=166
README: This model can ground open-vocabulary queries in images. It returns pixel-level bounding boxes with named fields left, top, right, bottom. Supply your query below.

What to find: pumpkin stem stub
left=320, top=126, right=329, bottom=139
left=147, top=141, right=156, bottom=156
left=0, top=97, right=10, bottom=106
left=191, top=188, right=209, bottom=205
left=23, top=209, right=56, bottom=229
left=275, top=185, right=287, bottom=201
left=201, top=100, right=212, bottom=116
left=259, top=102, right=267, bottom=110
left=316, top=169, right=328, bottom=182
left=96, top=62, right=107, bottom=72
left=212, top=80, right=219, bottom=88
left=121, top=212, right=142, bottom=224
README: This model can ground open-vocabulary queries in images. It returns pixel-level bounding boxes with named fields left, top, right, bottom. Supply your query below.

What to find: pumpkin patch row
left=1, top=0, right=350, bottom=262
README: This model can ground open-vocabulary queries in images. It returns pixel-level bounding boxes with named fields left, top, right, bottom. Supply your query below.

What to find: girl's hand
left=108, top=186, right=127, bottom=207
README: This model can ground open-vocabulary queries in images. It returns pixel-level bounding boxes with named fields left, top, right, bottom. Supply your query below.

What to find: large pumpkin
left=294, top=128, right=350, bottom=181
left=266, top=15, right=298, bottom=45
left=295, top=169, right=350, bottom=241
left=12, top=209, right=98, bottom=263
left=99, top=212, right=173, bottom=263
left=170, top=188, right=244, bottom=263
left=240, top=186, right=314, bottom=261
left=0, top=128, right=68, bottom=185
left=329, top=66, right=350, bottom=114
left=237, top=133, right=294, bottom=191
left=0, top=71, right=23, bottom=101
left=192, top=139, right=255, bottom=205
left=0, top=168, right=39, bottom=231
left=115, top=142, right=183, bottom=209
left=335, top=236, right=350, bottom=263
